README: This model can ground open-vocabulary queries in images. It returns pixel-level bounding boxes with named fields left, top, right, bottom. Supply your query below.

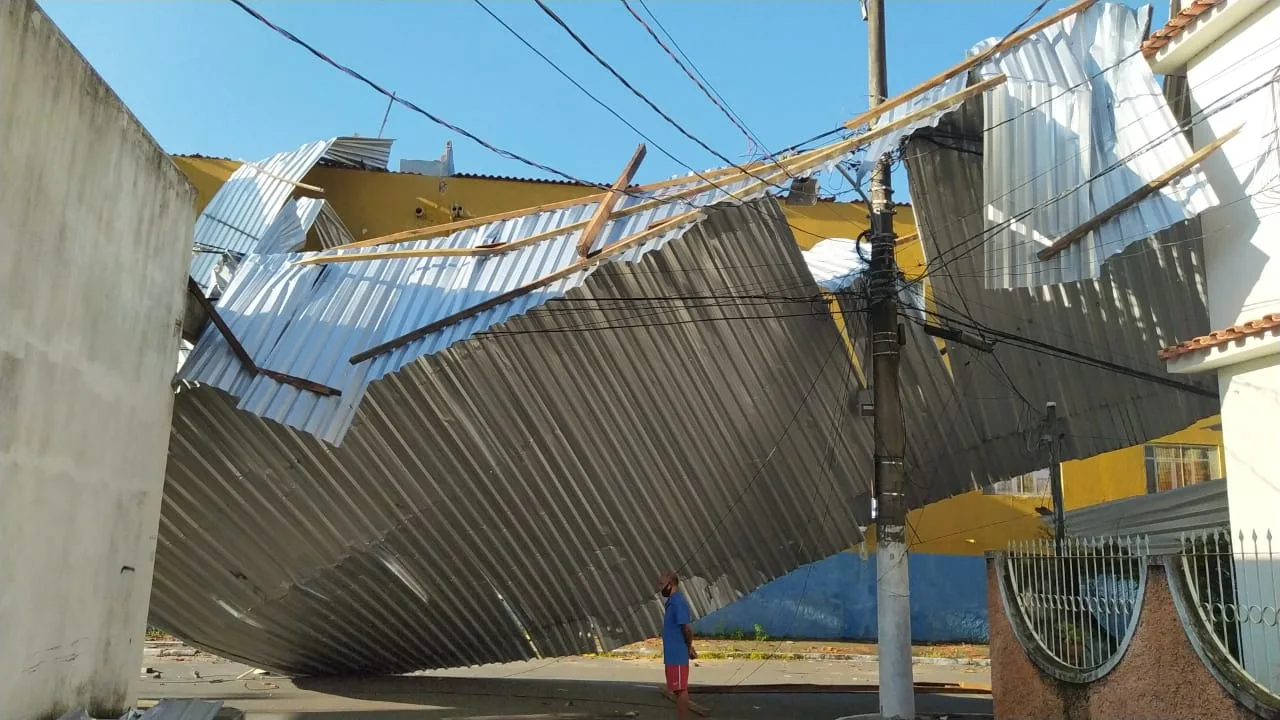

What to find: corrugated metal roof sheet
left=255, top=197, right=327, bottom=255
left=971, top=1, right=1218, bottom=289
left=313, top=201, right=356, bottom=249
left=903, top=98, right=1219, bottom=474
left=136, top=700, right=223, bottom=720
left=1058, top=479, right=1228, bottom=554
left=154, top=200, right=871, bottom=675
left=180, top=155, right=850, bottom=445
left=320, top=136, right=394, bottom=170
left=190, top=137, right=394, bottom=291
left=836, top=289, right=1005, bottom=507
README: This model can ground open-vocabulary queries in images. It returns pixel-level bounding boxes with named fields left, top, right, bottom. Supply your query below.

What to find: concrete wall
left=1181, top=1, right=1280, bottom=689
left=0, top=2, right=195, bottom=717
left=1186, top=0, right=1280, bottom=333
left=988, top=562, right=1254, bottom=720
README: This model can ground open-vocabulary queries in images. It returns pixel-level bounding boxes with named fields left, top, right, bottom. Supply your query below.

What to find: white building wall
left=0, top=1, right=194, bottom=717
left=1179, top=0, right=1280, bottom=693
left=1185, top=0, right=1280, bottom=331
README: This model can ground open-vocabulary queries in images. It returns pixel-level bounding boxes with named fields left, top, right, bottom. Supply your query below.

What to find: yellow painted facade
left=173, top=155, right=1222, bottom=558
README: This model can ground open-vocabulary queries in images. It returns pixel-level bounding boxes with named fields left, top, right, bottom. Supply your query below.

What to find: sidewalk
left=607, top=639, right=991, bottom=666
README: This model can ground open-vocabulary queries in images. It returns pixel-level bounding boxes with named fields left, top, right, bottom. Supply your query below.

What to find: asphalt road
left=138, top=654, right=992, bottom=720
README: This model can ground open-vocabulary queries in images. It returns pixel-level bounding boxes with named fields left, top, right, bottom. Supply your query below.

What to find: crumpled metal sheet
left=972, top=1, right=1218, bottom=288
left=153, top=200, right=872, bottom=675
left=178, top=154, right=852, bottom=446
left=190, top=137, right=394, bottom=292
left=903, top=98, right=1218, bottom=478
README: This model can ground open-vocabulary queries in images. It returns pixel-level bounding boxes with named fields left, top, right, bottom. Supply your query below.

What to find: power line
left=531, top=0, right=792, bottom=193
left=226, top=0, right=618, bottom=190
left=906, top=41, right=1280, bottom=289
left=619, top=0, right=773, bottom=163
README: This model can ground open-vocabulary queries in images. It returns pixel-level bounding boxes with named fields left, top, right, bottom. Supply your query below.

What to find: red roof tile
left=1142, top=0, right=1224, bottom=59
left=1158, top=312, right=1280, bottom=360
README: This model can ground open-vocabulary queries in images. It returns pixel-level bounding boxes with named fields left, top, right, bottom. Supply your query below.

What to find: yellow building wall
left=172, top=156, right=1222, bottom=556
left=1060, top=414, right=1223, bottom=511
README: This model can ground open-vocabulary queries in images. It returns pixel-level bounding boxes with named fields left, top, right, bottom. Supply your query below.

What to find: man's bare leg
left=676, top=689, right=689, bottom=719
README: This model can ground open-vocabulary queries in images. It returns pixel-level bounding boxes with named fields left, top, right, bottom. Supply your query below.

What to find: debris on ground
left=58, top=699, right=223, bottom=720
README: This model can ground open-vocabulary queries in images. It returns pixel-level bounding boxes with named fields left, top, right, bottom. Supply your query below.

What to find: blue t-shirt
left=662, top=589, right=692, bottom=666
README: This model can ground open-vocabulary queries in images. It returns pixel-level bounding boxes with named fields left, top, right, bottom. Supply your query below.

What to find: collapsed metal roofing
left=973, top=1, right=1218, bottom=289
left=157, top=200, right=871, bottom=674
left=153, top=0, right=1223, bottom=675
left=876, top=2, right=1218, bottom=290
left=902, top=96, right=1218, bottom=482
left=179, top=150, right=848, bottom=445
left=190, top=136, right=394, bottom=292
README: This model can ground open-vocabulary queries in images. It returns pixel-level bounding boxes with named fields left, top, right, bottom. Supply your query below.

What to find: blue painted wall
left=694, top=551, right=989, bottom=643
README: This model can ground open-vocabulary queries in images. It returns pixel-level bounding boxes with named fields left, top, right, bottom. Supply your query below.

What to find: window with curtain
left=1144, top=443, right=1223, bottom=493
left=986, top=468, right=1052, bottom=496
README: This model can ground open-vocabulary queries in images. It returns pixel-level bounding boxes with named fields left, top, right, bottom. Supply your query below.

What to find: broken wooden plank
left=185, top=277, right=342, bottom=397
left=348, top=209, right=706, bottom=365
left=1037, top=124, right=1241, bottom=261
left=341, top=192, right=610, bottom=250
left=577, top=144, right=647, bottom=257
left=241, top=161, right=325, bottom=194
left=842, top=0, right=1096, bottom=131
left=304, top=77, right=1006, bottom=270
left=186, top=277, right=256, bottom=371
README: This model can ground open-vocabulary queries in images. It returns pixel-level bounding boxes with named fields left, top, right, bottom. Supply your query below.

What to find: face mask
left=661, top=584, right=673, bottom=598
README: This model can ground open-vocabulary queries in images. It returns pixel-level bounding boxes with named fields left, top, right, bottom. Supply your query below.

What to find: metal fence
left=1004, top=537, right=1148, bottom=677
left=1180, top=529, right=1280, bottom=696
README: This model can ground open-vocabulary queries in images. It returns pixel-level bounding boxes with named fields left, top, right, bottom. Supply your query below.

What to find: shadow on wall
left=693, top=551, right=990, bottom=644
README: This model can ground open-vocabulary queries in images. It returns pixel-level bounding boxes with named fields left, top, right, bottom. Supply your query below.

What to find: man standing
left=658, top=570, right=696, bottom=719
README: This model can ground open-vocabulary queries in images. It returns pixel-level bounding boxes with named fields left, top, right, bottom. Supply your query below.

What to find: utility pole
left=1043, top=402, right=1066, bottom=554
left=865, top=0, right=914, bottom=718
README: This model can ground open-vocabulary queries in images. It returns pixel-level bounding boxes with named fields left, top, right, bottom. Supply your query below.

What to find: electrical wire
left=531, top=0, right=792, bottom=193
left=226, top=0, right=635, bottom=191
left=619, top=0, right=775, bottom=164
left=468, top=0, right=844, bottom=247
left=906, top=44, right=1280, bottom=290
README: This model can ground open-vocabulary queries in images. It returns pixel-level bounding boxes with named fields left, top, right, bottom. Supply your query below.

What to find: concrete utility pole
left=865, top=0, right=914, bottom=717
left=1043, top=402, right=1066, bottom=553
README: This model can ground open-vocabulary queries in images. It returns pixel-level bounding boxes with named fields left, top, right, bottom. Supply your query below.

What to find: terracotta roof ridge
left=1141, top=0, right=1224, bottom=59
left=1158, top=311, right=1280, bottom=360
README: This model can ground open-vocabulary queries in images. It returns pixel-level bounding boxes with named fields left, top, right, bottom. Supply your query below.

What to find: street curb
left=605, top=649, right=990, bottom=667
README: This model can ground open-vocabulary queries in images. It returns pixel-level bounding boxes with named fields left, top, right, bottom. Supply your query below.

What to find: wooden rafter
left=241, top=161, right=325, bottom=194
left=841, top=0, right=1096, bottom=131
left=299, top=76, right=1007, bottom=269
left=185, top=277, right=342, bottom=397
left=577, top=144, right=647, bottom=257
left=1037, top=125, right=1241, bottom=261
left=348, top=209, right=706, bottom=365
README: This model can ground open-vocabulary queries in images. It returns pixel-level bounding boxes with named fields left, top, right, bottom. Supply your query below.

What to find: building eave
left=1164, top=329, right=1280, bottom=374
left=1147, top=0, right=1269, bottom=73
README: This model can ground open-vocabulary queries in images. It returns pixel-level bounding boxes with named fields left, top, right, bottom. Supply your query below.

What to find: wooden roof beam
left=1037, top=125, right=1241, bottom=261
left=841, top=0, right=1095, bottom=131
left=578, top=145, right=647, bottom=258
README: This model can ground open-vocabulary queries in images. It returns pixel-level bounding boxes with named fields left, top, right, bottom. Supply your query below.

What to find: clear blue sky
left=41, top=0, right=1165, bottom=190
